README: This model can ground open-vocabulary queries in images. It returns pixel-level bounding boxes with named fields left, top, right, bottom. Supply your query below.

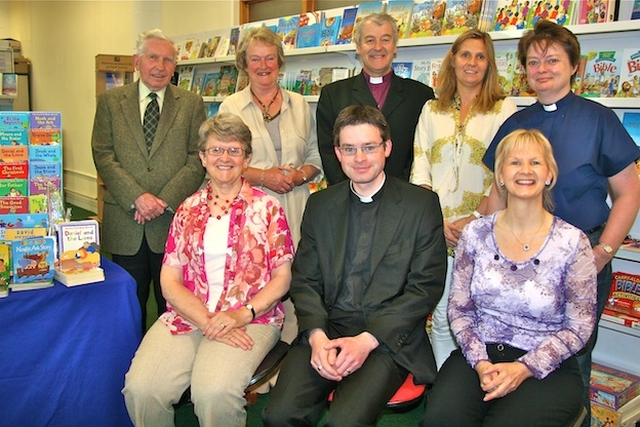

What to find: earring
left=499, top=181, right=504, bottom=187
left=545, top=180, right=551, bottom=186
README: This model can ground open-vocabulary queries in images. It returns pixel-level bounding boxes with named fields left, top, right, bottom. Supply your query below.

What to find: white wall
left=1, top=0, right=237, bottom=212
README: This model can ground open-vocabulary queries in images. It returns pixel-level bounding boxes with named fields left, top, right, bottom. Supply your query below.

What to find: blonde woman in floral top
left=410, top=29, right=517, bottom=369
left=123, top=113, right=294, bottom=427
left=421, top=129, right=596, bottom=427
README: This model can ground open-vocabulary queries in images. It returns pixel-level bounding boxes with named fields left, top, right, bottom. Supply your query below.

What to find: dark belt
left=586, top=223, right=605, bottom=235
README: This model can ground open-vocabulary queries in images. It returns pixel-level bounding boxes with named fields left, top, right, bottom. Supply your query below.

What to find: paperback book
left=10, top=236, right=55, bottom=290
left=622, top=112, right=640, bottom=146
left=590, top=363, right=640, bottom=410
left=277, top=15, right=300, bottom=49
left=582, top=50, right=622, bottom=98
left=386, top=0, right=414, bottom=39
left=177, top=66, right=195, bottom=91
left=492, top=0, right=529, bottom=31
left=410, top=59, right=431, bottom=86
left=202, top=72, right=220, bottom=97
left=392, top=61, right=413, bottom=79
left=608, top=271, right=640, bottom=319
left=336, top=7, right=358, bottom=45
left=296, top=22, right=321, bottom=48
left=0, top=146, right=28, bottom=163
left=214, top=37, right=230, bottom=58
left=618, top=49, right=640, bottom=98
left=409, top=0, right=447, bottom=38
left=190, top=71, right=206, bottom=96
left=355, top=1, right=385, bottom=27
left=495, top=51, right=517, bottom=96
left=217, top=65, right=238, bottom=97
left=526, top=0, right=573, bottom=27
left=319, top=7, right=343, bottom=46
left=442, top=0, right=483, bottom=35
left=228, top=27, right=241, bottom=56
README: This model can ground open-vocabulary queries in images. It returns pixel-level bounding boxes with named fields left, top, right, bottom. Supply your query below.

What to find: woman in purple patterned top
left=123, top=113, right=295, bottom=427
left=421, top=129, right=597, bottom=427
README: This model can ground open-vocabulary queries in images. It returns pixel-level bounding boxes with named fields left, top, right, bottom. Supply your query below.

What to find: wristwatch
left=245, top=304, right=256, bottom=320
left=597, top=242, right=614, bottom=255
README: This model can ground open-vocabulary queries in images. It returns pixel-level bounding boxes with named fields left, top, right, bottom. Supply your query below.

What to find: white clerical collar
left=369, top=75, right=384, bottom=84
left=542, top=103, right=557, bottom=112
left=350, top=175, right=386, bottom=203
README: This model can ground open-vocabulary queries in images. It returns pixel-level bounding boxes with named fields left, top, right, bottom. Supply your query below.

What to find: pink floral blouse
left=159, top=179, right=295, bottom=335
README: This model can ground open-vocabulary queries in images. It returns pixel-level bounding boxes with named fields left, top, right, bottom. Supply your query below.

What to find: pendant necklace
left=251, top=88, right=279, bottom=122
left=506, top=215, right=545, bottom=251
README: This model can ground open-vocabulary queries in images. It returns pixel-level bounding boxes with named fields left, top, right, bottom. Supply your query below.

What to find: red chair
left=328, top=373, right=426, bottom=412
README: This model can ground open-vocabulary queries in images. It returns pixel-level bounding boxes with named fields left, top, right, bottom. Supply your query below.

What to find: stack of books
left=54, top=219, right=104, bottom=287
left=590, top=363, right=640, bottom=426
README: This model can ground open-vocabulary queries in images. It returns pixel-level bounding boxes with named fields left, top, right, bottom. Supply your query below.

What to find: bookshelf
left=175, top=20, right=640, bottom=109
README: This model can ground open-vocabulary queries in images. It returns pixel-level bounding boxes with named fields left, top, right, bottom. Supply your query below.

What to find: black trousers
left=421, top=346, right=583, bottom=427
left=111, top=235, right=164, bottom=335
left=263, top=340, right=407, bottom=427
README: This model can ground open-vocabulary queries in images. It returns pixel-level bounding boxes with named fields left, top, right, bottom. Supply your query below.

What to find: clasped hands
left=262, top=166, right=306, bottom=194
left=308, top=329, right=379, bottom=381
left=475, top=360, right=533, bottom=401
left=200, top=309, right=254, bottom=351
left=133, top=192, right=169, bottom=224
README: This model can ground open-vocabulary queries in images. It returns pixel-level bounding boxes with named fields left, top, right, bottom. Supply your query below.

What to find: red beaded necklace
left=207, top=193, right=231, bottom=220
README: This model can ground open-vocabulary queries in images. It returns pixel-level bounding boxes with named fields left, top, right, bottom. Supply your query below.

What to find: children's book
left=29, top=112, right=61, bottom=146
left=582, top=50, right=622, bottom=98
left=617, top=49, right=640, bottom=98
left=188, top=39, right=205, bottom=60
left=478, top=0, right=499, bottom=30
left=336, top=7, right=358, bottom=45
left=319, top=7, right=343, bottom=46
left=622, top=112, right=640, bottom=146
left=355, top=1, right=385, bottom=27
left=177, top=66, right=195, bottom=91
left=0, top=128, right=29, bottom=145
left=386, top=0, right=415, bottom=39
left=235, top=72, right=250, bottom=93
left=408, top=0, right=447, bottom=38
left=1, top=74, right=17, bottom=96
left=526, top=0, right=573, bottom=28
left=442, top=0, right=484, bottom=35
left=217, top=65, right=238, bottom=97
left=10, top=236, right=55, bottom=290
left=577, top=0, right=609, bottom=23
left=492, top=0, right=529, bottom=31
left=190, top=71, right=206, bottom=96
left=55, top=267, right=104, bottom=287
left=297, top=19, right=321, bottom=49
left=28, top=194, right=46, bottom=214
left=510, top=60, right=535, bottom=96
left=410, top=59, right=432, bottom=86
left=572, top=54, right=587, bottom=95
left=495, top=51, right=516, bottom=97
left=206, top=103, right=220, bottom=119
left=0, top=196, right=28, bottom=214
left=602, top=307, right=640, bottom=329
left=276, top=15, right=300, bottom=49
left=56, top=220, right=101, bottom=274
left=202, top=72, right=220, bottom=97
left=0, top=146, right=28, bottom=163
left=0, top=112, right=29, bottom=131
left=0, top=213, right=48, bottom=240
left=0, top=241, right=11, bottom=292
left=430, top=57, right=443, bottom=88
left=392, top=61, right=413, bottom=79
left=204, top=36, right=221, bottom=58
left=607, top=271, right=640, bottom=319
left=0, top=162, right=28, bottom=179
left=180, top=38, right=196, bottom=61
left=228, top=27, right=241, bottom=56
left=0, top=178, right=27, bottom=197
left=214, top=37, right=230, bottom=58
left=29, top=161, right=62, bottom=196
left=3, top=227, right=47, bottom=241
left=28, top=145, right=62, bottom=163
left=590, top=363, right=640, bottom=410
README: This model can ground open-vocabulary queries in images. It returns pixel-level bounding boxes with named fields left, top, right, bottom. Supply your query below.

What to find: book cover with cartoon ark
left=29, top=112, right=62, bottom=145
left=10, top=236, right=55, bottom=288
left=57, top=220, right=101, bottom=274
left=442, top=0, right=483, bottom=35
left=409, top=0, right=446, bottom=38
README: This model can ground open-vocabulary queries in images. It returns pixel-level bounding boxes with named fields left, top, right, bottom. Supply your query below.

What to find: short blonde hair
left=494, top=129, right=558, bottom=212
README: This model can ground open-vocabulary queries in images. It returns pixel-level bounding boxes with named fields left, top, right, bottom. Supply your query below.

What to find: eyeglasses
left=202, top=147, right=245, bottom=157
left=337, top=141, right=386, bottom=156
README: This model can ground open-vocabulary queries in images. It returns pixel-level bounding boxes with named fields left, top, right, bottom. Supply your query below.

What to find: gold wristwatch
left=597, top=242, right=614, bottom=255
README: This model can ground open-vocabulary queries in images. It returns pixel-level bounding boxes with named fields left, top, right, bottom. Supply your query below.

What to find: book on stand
left=386, top=0, right=414, bottom=39
left=228, top=27, right=241, bottom=56
left=0, top=240, right=10, bottom=296
left=277, top=15, right=300, bottom=49
left=410, top=59, right=431, bottom=86
left=190, top=71, right=206, bottom=96
left=10, top=236, right=55, bottom=291
left=607, top=271, right=640, bottom=319
left=217, top=65, right=238, bottom=97
left=202, top=72, right=220, bottom=97
left=622, top=112, right=640, bottom=146
left=442, top=0, right=483, bottom=35
left=495, top=51, right=517, bottom=97
left=336, top=7, right=358, bottom=45
left=392, top=61, right=413, bottom=78
left=297, top=13, right=322, bottom=49
left=319, top=7, right=343, bottom=46
left=177, top=66, right=194, bottom=91
left=618, top=49, right=640, bottom=98
left=408, top=0, right=446, bottom=38
left=214, top=37, right=230, bottom=58
left=582, top=50, right=622, bottom=98
left=355, top=1, right=385, bottom=27
left=55, top=219, right=104, bottom=287
left=204, top=36, right=221, bottom=58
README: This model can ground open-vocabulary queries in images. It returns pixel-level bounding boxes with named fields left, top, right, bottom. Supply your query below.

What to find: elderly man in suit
left=92, top=29, right=206, bottom=333
left=317, top=13, right=435, bottom=185
left=263, top=105, right=447, bottom=427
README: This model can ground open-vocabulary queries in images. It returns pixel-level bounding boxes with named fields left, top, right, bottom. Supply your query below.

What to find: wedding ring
left=220, top=323, right=226, bottom=329
left=317, top=365, right=322, bottom=371
left=346, top=369, right=351, bottom=374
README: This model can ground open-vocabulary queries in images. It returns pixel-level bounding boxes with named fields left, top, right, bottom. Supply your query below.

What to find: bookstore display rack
left=175, top=20, right=640, bottom=111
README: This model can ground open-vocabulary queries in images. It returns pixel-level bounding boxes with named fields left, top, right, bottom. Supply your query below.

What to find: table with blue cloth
left=0, top=257, right=142, bottom=427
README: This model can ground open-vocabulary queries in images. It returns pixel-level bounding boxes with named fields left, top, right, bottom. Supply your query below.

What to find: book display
left=590, top=363, right=640, bottom=426
left=54, top=219, right=104, bottom=286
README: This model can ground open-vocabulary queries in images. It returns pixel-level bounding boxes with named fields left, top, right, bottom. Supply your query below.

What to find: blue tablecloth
left=0, top=257, right=141, bottom=427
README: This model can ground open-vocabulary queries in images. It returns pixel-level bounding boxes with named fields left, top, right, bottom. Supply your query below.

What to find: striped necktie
left=143, top=92, right=159, bottom=152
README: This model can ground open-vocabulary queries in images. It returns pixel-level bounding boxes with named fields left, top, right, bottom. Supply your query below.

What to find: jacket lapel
left=328, top=186, right=350, bottom=302
left=352, top=74, right=377, bottom=107
left=121, top=82, right=148, bottom=156
left=380, top=75, right=404, bottom=117
left=370, top=179, right=403, bottom=273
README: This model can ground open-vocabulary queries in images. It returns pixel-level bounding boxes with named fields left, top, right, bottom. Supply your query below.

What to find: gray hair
left=198, top=113, right=253, bottom=156
left=136, top=29, right=176, bottom=60
left=354, top=13, right=399, bottom=46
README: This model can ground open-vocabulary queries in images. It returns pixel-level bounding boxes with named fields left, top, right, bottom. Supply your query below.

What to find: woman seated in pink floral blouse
left=421, top=129, right=597, bottom=427
left=122, top=113, right=294, bottom=427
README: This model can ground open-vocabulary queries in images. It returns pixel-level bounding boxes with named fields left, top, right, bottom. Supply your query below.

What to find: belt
left=586, top=223, right=605, bottom=235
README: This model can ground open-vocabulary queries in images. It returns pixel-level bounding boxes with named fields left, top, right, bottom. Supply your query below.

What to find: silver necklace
left=506, top=215, right=545, bottom=251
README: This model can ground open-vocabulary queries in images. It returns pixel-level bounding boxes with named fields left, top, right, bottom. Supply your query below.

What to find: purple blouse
left=449, top=212, right=597, bottom=379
